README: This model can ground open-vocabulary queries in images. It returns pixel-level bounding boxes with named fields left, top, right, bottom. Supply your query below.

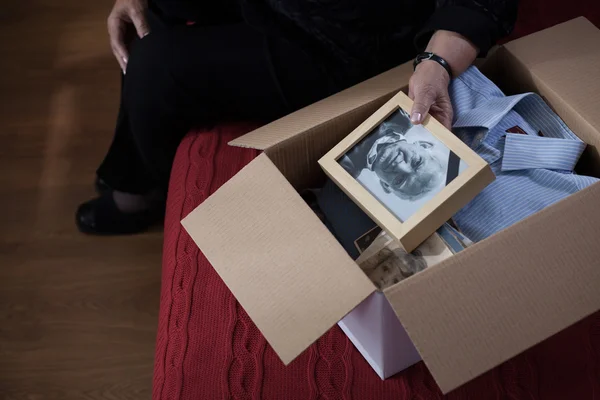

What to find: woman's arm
left=415, top=0, right=519, bottom=57
left=425, top=30, right=478, bottom=78
left=408, top=30, right=477, bottom=128
left=408, top=0, right=518, bottom=129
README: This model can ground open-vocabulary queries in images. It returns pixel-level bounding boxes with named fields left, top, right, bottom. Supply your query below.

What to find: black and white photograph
left=339, top=108, right=467, bottom=222
left=320, top=90, right=493, bottom=252
left=355, top=231, right=454, bottom=290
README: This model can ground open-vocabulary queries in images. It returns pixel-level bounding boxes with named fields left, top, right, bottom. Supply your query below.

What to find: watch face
left=414, top=52, right=433, bottom=69
left=422, top=52, right=433, bottom=60
left=414, top=52, right=451, bottom=78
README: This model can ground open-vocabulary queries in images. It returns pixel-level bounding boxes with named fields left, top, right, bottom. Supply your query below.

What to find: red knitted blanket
left=153, top=126, right=600, bottom=400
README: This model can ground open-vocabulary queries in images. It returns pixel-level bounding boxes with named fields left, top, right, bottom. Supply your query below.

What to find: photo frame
left=318, top=91, right=494, bottom=253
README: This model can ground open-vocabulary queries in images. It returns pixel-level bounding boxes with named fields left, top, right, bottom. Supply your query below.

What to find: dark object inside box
left=300, top=179, right=388, bottom=260
left=303, top=178, right=470, bottom=261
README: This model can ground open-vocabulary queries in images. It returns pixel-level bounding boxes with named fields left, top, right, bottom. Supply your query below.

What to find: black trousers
left=97, top=3, right=345, bottom=194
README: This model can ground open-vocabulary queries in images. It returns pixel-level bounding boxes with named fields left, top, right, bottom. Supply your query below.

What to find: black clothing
left=247, top=0, right=518, bottom=61
left=97, top=4, right=341, bottom=194
left=414, top=0, right=518, bottom=56
left=152, top=0, right=243, bottom=24
left=153, top=0, right=518, bottom=77
left=97, top=0, right=517, bottom=195
left=315, top=180, right=379, bottom=260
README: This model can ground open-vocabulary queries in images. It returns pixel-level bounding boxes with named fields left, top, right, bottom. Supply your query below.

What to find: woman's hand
left=409, top=61, right=453, bottom=129
left=108, top=0, right=150, bottom=73
left=409, top=30, right=479, bottom=130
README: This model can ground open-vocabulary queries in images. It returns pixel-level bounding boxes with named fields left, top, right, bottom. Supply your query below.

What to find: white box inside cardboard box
left=182, top=17, right=600, bottom=394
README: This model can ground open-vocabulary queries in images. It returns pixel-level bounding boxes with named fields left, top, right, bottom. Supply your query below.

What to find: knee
left=123, top=31, right=174, bottom=109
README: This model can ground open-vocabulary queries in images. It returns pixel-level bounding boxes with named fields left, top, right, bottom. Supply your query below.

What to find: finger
left=130, top=6, right=150, bottom=38
left=440, top=106, right=454, bottom=130
left=111, top=44, right=127, bottom=72
left=437, top=94, right=454, bottom=130
left=410, top=84, right=436, bottom=125
left=108, top=16, right=129, bottom=72
left=431, top=105, right=453, bottom=130
left=408, top=74, right=417, bottom=100
left=440, top=114, right=452, bottom=130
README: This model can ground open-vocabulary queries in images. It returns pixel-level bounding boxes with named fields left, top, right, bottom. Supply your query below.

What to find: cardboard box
left=181, top=17, right=600, bottom=394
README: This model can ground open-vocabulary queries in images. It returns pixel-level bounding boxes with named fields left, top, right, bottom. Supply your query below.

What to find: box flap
left=502, top=17, right=600, bottom=174
left=504, top=18, right=600, bottom=126
left=181, top=154, right=375, bottom=364
left=229, top=63, right=414, bottom=150
left=384, top=183, right=600, bottom=393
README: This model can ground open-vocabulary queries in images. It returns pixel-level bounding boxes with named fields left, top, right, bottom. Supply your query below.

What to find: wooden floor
left=0, top=1, right=162, bottom=398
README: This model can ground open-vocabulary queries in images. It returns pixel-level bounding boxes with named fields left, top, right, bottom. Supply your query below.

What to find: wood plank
left=0, top=1, right=161, bottom=398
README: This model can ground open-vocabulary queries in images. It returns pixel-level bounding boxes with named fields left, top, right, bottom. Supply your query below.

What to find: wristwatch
left=413, top=52, right=453, bottom=79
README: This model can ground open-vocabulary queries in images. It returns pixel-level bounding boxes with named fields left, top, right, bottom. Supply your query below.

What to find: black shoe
left=76, top=193, right=164, bottom=235
left=95, top=178, right=111, bottom=195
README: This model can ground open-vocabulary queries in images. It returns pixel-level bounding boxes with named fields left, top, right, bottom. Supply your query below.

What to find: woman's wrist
left=423, top=30, right=479, bottom=78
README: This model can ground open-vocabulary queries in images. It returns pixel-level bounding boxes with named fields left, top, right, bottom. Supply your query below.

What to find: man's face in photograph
left=371, top=128, right=445, bottom=200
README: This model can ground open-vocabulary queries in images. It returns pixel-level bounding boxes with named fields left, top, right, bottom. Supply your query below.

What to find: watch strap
left=413, top=52, right=453, bottom=79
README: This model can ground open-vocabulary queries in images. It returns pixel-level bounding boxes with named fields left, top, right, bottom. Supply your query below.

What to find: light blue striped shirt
left=450, top=66, right=598, bottom=242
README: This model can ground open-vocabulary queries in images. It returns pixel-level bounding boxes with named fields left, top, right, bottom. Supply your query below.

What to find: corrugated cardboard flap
left=384, top=183, right=600, bottom=394
left=503, top=17, right=600, bottom=149
left=181, top=154, right=375, bottom=365
left=229, top=63, right=413, bottom=150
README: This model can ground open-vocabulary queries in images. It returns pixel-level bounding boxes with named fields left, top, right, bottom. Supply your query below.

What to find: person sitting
left=76, top=0, right=518, bottom=235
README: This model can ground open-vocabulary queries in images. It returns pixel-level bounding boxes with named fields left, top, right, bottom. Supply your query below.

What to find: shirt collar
left=450, top=69, right=586, bottom=172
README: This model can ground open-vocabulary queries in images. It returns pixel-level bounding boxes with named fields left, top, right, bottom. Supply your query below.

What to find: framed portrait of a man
left=318, top=91, right=494, bottom=252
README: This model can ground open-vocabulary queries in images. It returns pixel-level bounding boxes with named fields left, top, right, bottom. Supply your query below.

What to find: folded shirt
left=450, top=66, right=598, bottom=242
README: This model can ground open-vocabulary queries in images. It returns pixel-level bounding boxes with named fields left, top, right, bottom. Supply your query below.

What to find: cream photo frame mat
left=318, top=91, right=493, bottom=252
